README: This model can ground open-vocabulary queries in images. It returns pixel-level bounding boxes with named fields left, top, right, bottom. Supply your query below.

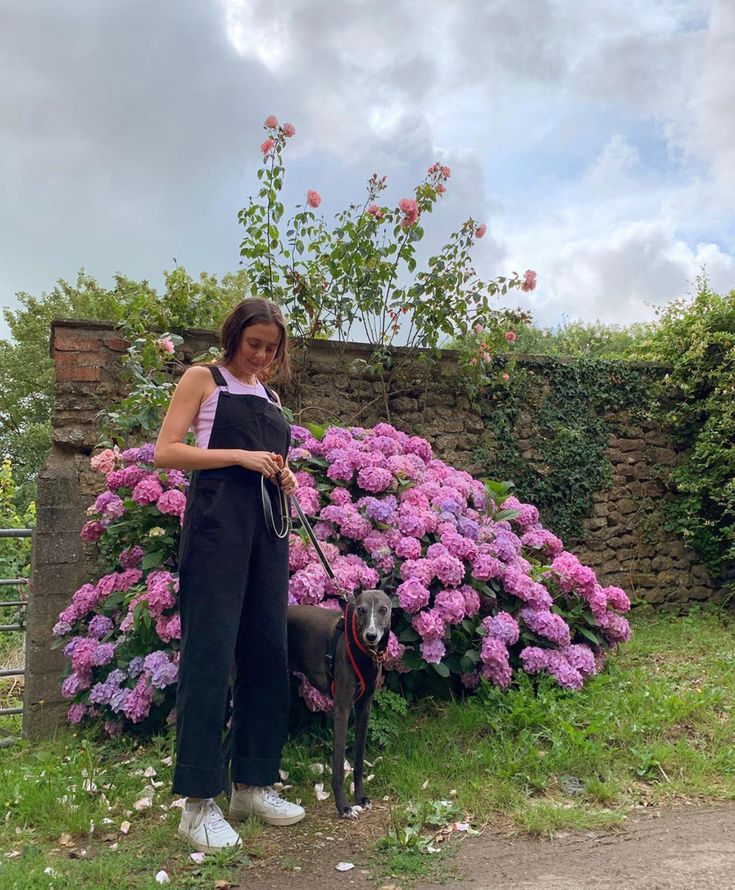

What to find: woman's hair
left=219, top=297, right=291, bottom=383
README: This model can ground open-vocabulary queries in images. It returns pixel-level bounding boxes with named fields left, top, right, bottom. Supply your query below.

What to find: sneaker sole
left=229, top=807, right=305, bottom=827
left=177, top=826, right=243, bottom=853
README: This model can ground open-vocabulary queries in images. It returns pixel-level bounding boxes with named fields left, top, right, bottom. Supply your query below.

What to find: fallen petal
left=120, top=821, right=131, bottom=834
left=155, top=870, right=170, bottom=884
left=310, top=762, right=325, bottom=775
left=279, top=769, right=289, bottom=781
left=335, top=862, right=354, bottom=871
left=144, top=766, right=157, bottom=778
left=161, top=755, right=173, bottom=767
left=190, top=852, right=206, bottom=864
left=134, top=797, right=152, bottom=811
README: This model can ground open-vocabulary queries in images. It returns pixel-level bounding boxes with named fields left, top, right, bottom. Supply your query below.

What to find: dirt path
left=239, top=803, right=735, bottom=889
left=415, top=805, right=735, bottom=890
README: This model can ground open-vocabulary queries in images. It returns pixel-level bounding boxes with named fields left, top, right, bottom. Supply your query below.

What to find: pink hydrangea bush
left=55, top=445, right=186, bottom=736
left=284, top=422, right=630, bottom=709
left=57, top=426, right=631, bottom=734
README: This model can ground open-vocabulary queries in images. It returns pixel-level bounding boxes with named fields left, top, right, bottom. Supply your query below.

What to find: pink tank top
left=192, top=365, right=271, bottom=449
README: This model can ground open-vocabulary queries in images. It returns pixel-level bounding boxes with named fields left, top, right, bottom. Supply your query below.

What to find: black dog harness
left=325, top=601, right=388, bottom=703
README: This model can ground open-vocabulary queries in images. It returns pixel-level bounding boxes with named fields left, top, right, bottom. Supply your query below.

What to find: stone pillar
left=22, top=321, right=127, bottom=739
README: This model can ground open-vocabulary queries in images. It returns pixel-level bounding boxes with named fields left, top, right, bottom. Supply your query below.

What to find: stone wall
left=23, top=319, right=718, bottom=739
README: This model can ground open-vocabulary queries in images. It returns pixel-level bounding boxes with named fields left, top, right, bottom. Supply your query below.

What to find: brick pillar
left=22, top=321, right=127, bottom=739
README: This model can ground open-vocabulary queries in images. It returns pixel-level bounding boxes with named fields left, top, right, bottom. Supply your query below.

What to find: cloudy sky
left=1, top=0, right=733, bottom=340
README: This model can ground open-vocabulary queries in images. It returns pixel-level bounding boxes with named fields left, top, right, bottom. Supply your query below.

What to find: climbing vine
left=470, top=356, right=662, bottom=540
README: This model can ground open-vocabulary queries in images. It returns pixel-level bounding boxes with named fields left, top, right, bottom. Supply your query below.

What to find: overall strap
left=262, top=382, right=282, bottom=408
left=208, top=366, right=228, bottom=387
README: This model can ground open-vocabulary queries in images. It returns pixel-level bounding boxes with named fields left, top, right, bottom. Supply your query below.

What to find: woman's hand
left=278, top=466, right=298, bottom=495
left=237, top=450, right=282, bottom=479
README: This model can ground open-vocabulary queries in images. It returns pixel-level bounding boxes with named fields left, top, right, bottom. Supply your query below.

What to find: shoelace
left=261, top=786, right=287, bottom=807
left=190, top=799, right=231, bottom=834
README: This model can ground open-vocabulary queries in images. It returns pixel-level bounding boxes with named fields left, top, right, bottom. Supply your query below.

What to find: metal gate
left=0, top=528, right=32, bottom=748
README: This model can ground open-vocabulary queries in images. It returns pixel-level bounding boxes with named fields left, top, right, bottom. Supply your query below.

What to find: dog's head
left=352, top=588, right=392, bottom=653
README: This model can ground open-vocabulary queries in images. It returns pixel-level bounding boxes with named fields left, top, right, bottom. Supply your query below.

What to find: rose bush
left=56, top=425, right=630, bottom=734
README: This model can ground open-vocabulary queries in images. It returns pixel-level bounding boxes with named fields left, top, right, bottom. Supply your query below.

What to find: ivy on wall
left=470, top=356, right=663, bottom=541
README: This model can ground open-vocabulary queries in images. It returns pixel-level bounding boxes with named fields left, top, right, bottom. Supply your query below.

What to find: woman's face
left=236, top=321, right=281, bottom=375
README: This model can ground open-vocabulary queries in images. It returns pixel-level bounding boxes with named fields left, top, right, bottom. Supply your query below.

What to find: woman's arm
left=153, top=366, right=282, bottom=479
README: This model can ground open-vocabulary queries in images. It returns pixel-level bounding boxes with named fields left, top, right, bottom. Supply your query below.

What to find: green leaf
left=578, top=625, right=603, bottom=645
left=400, top=648, right=427, bottom=671
left=398, top=627, right=420, bottom=643
left=305, top=422, right=327, bottom=440
left=141, top=550, right=166, bottom=571
left=494, top=508, right=521, bottom=522
left=431, top=661, right=450, bottom=677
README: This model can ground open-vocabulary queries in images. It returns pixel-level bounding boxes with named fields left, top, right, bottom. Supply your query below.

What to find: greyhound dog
left=287, top=588, right=392, bottom=818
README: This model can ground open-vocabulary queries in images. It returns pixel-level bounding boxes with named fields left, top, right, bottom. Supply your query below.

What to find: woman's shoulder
left=182, top=364, right=218, bottom=380
left=176, top=364, right=219, bottom=398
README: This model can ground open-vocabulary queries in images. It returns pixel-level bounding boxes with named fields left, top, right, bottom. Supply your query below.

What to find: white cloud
left=0, top=0, right=733, bottom=343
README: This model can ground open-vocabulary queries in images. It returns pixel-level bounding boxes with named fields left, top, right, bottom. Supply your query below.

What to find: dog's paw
left=341, top=805, right=362, bottom=820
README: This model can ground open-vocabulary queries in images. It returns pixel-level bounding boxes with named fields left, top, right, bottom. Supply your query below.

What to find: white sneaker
left=230, top=785, right=306, bottom=827
left=178, top=798, right=242, bottom=852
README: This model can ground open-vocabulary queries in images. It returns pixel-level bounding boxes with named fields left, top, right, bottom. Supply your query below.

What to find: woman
left=154, top=297, right=304, bottom=853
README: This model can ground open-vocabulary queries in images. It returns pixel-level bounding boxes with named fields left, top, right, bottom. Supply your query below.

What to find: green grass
left=370, top=606, right=735, bottom=836
left=1, top=607, right=734, bottom=887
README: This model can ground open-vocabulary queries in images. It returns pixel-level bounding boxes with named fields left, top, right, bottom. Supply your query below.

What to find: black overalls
left=172, top=366, right=291, bottom=799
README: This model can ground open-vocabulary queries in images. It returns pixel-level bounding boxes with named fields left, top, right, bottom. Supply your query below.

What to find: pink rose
left=264, top=114, right=278, bottom=129
left=398, top=197, right=419, bottom=228
left=442, top=166, right=451, bottom=178
left=475, top=224, right=487, bottom=239
left=436, top=184, right=446, bottom=194
left=261, top=138, right=275, bottom=155
left=521, top=269, right=537, bottom=292
left=156, top=336, right=175, bottom=354
left=90, top=449, right=117, bottom=475
left=306, top=189, right=322, bottom=208
left=504, top=331, right=516, bottom=343
left=367, top=203, right=382, bottom=219
left=282, top=121, right=296, bottom=137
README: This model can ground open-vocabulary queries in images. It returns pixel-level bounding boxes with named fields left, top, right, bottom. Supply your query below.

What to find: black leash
left=263, top=470, right=351, bottom=600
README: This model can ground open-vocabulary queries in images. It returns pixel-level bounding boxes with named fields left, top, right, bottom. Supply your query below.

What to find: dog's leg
left=331, top=675, right=357, bottom=818
left=352, top=694, right=373, bottom=809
